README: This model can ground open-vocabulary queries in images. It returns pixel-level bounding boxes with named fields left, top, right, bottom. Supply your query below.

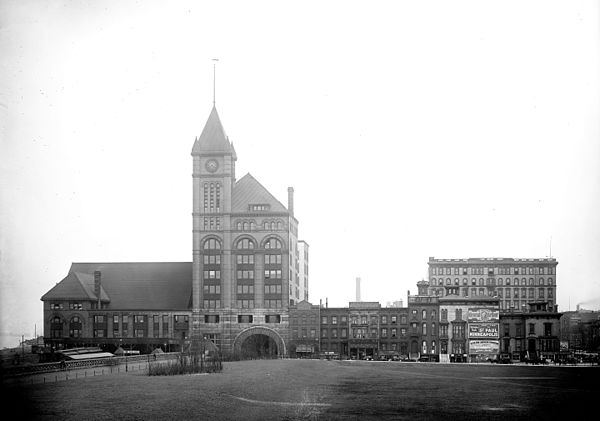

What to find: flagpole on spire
left=212, top=58, right=219, bottom=106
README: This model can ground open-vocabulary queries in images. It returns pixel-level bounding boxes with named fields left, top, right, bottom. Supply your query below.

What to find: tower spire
left=212, top=58, right=219, bottom=106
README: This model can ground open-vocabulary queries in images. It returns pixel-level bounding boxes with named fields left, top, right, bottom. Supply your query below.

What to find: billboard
left=467, top=308, right=499, bottom=323
left=469, top=340, right=499, bottom=354
left=468, top=323, right=499, bottom=338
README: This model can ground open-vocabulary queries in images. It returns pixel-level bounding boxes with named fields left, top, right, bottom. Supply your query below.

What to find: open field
left=3, top=359, right=598, bottom=420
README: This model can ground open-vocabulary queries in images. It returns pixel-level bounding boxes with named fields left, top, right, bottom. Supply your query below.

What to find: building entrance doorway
left=241, top=334, right=278, bottom=358
left=233, top=326, right=287, bottom=359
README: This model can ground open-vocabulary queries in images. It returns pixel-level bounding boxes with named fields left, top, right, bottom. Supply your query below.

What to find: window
left=264, top=238, right=282, bottom=249
left=391, top=315, right=398, bottom=324
left=69, top=317, right=82, bottom=338
left=422, top=341, right=427, bottom=354
left=331, top=316, right=338, bottom=325
left=321, top=328, right=328, bottom=338
left=544, top=323, right=552, bottom=336
left=422, top=323, right=427, bottom=335
left=440, top=325, right=448, bottom=337
left=529, top=323, right=535, bottom=335
left=69, top=302, right=83, bottom=310
left=422, top=310, right=427, bottom=319
left=431, top=322, right=436, bottom=336
left=381, top=315, right=387, bottom=324
left=381, top=328, right=388, bottom=338
left=236, top=239, right=255, bottom=249
left=203, top=238, right=221, bottom=250
left=340, top=328, right=347, bottom=338
left=204, top=315, right=220, bottom=323
left=411, top=310, right=418, bottom=319
left=266, top=315, right=281, bottom=323
left=236, top=299, right=254, bottom=308
left=50, top=303, right=63, bottom=310
left=391, top=328, right=397, bottom=338
left=238, top=315, right=253, bottom=323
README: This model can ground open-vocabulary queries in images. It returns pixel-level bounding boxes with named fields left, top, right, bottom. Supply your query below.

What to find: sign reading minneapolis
left=469, top=323, right=499, bottom=338
left=467, top=308, right=499, bottom=323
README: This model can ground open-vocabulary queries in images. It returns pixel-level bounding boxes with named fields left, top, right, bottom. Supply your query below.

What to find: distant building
left=426, top=257, right=558, bottom=312
left=500, top=301, right=562, bottom=361
left=560, top=307, right=600, bottom=352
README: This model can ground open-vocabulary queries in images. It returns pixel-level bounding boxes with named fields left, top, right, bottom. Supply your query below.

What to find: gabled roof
left=232, top=173, right=288, bottom=213
left=42, top=262, right=193, bottom=310
left=41, top=272, right=109, bottom=302
left=191, top=106, right=234, bottom=155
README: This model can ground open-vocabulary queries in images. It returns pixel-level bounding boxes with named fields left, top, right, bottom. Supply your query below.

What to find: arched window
left=243, top=222, right=249, bottom=231
left=548, top=278, right=553, bottom=285
left=462, top=278, right=468, bottom=285
left=478, top=278, right=484, bottom=286
left=236, top=238, right=255, bottom=250
left=454, top=278, right=459, bottom=285
left=446, top=278, right=451, bottom=285
left=264, top=238, right=282, bottom=249
left=277, top=221, right=283, bottom=230
left=431, top=278, right=436, bottom=286
left=203, top=238, right=221, bottom=250
left=529, top=278, right=534, bottom=286
left=69, top=316, right=82, bottom=338
left=431, top=341, right=436, bottom=354
left=51, top=317, right=63, bottom=338
left=431, top=310, right=436, bottom=320
left=498, top=278, right=503, bottom=286
left=250, top=222, right=255, bottom=231
left=236, top=222, right=242, bottom=230
left=422, top=341, right=428, bottom=354
left=271, top=222, right=276, bottom=230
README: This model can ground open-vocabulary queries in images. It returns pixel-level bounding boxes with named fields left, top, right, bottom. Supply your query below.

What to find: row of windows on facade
left=235, top=220, right=285, bottom=231
left=316, top=324, right=439, bottom=339
left=202, top=315, right=281, bottom=324
left=430, top=287, right=554, bottom=299
left=203, top=284, right=284, bottom=295
left=431, top=266, right=556, bottom=276
left=203, top=238, right=283, bottom=250
left=502, top=323, right=554, bottom=337
left=49, top=315, right=189, bottom=339
left=203, top=269, right=283, bottom=280
left=203, top=183, right=221, bottom=213
left=203, top=299, right=283, bottom=309
left=430, top=277, right=554, bottom=286
left=318, top=310, right=437, bottom=326
left=498, top=300, right=554, bottom=310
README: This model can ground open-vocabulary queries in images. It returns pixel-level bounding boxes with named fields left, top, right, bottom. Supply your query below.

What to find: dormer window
left=249, top=204, right=270, bottom=211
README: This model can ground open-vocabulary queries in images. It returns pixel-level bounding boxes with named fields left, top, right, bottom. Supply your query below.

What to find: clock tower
left=191, top=105, right=237, bottom=347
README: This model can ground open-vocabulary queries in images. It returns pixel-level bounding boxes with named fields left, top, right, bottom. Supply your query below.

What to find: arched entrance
left=233, top=327, right=286, bottom=359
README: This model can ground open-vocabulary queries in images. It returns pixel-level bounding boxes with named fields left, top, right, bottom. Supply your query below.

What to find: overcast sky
left=1, top=0, right=599, bottom=348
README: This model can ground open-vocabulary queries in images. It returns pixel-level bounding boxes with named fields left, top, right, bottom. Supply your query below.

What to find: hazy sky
left=1, top=0, right=599, bottom=348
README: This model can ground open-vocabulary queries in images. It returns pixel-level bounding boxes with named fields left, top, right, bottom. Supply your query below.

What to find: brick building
left=41, top=105, right=308, bottom=357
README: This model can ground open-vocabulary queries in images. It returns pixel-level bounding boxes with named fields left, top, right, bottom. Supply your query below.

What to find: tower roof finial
left=212, top=58, right=219, bottom=106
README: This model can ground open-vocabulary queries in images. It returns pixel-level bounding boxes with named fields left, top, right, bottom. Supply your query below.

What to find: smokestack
left=287, top=187, right=294, bottom=216
left=326, top=298, right=328, bottom=308
left=356, top=277, right=361, bottom=302
left=94, top=271, right=101, bottom=308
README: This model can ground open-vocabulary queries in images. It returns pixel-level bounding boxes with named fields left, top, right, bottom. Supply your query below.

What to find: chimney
left=356, top=277, right=361, bottom=302
left=326, top=297, right=328, bottom=308
left=287, top=187, right=294, bottom=216
left=94, top=271, right=101, bottom=308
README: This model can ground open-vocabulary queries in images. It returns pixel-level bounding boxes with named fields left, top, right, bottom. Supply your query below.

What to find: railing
left=0, top=352, right=180, bottom=378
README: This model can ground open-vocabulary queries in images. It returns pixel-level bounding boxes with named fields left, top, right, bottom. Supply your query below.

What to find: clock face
left=205, top=159, right=219, bottom=173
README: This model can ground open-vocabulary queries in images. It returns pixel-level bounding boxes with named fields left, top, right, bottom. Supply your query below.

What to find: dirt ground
left=3, top=359, right=598, bottom=420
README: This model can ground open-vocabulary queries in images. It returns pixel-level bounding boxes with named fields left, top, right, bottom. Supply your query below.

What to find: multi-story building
left=427, top=257, right=558, bottom=312
left=560, top=306, right=600, bottom=353
left=288, top=300, right=320, bottom=358
left=41, top=104, right=308, bottom=357
left=297, top=241, right=309, bottom=302
left=501, top=301, right=562, bottom=361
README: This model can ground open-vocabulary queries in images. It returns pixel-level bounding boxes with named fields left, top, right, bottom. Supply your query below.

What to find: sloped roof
left=191, top=106, right=234, bottom=155
left=42, top=262, right=193, bottom=310
left=232, top=173, right=288, bottom=213
left=41, top=272, right=109, bottom=302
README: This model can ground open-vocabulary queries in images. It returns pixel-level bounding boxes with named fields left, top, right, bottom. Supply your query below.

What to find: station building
left=41, top=105, right=308, bottom=357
